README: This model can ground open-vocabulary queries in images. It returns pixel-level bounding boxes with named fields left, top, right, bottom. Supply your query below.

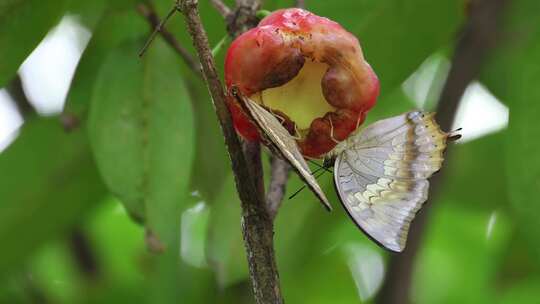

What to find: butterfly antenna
left=288, top=169, right=327, bottom=200
left=308, top=165, right=325, bottom=176
left=447, top=127, right=462, bottom=141
left=138, top=2, right=180, bottom=57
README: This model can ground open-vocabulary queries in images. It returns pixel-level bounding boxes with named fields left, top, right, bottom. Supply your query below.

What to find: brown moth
left=233, top=89, right=332, bottom=211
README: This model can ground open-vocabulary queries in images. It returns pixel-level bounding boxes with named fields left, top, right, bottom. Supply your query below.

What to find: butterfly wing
left=236, top=93, right=332, bottom=211
left=334, top=111, right=452, bottom=252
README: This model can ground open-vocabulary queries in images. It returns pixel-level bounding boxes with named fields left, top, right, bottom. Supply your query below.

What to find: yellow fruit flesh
left=252, top=61, right=335, bottom=130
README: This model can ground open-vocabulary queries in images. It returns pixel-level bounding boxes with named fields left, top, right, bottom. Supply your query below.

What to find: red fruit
left=225, top=8, right=379, bottom=158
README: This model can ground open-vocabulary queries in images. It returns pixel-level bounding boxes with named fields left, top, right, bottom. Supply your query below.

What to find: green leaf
left=479, top=0, right=540, bottom=259
left=266, top=0, right=466, bottom=97
left=72, top=198, right=216, bottom=304
left=186, top=79, right=230, bottom=202
left=443, top=132, right=508, bottom=210
left=273, top=170, right=377, bottom=303
left=66, top=0, right=142, bottom=31
left=281, top=244, right=362, bottom=304
left=413, top=201, right=511, bottom=304
left=206, top=174, right=248, bottom=287
left=0, top=118, right=107, bottom=273
left=65, top=0, right=107, bottom=30
left=0, top=0, right=68, bottom=87
left=149, top=0, right=231, bottom=201
left=86, top=198, right=146, bottom=285
left=505, top=93, right=540, bottom=258
left=88, top=37, right=197, bottom=303
left=206, top=156, right=336, bottom=289
left=65, top=8, right=147, bottom=116
left=88, top=36, right=195, bottom=242
left=499, top=278, right=540, bottom=304
left=363, top=87, right=417, bottom=123
left=480, top=0, right=540, bottom=106
left=28, top=241, right=82, bottom=303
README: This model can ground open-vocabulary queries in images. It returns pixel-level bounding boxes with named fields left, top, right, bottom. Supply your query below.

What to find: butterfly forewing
left=236, top=93, right=332, bottom=211
left=334, top=111, right=450, bottom=252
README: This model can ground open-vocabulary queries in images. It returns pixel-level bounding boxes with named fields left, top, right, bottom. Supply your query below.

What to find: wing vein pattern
left=334, top=111, right=449, bottom=252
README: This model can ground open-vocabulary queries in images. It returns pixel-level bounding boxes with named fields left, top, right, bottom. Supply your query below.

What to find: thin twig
left=210, top=0, right=232, bottom=18
left=137, top=3, right=202, bottom=77
left=178, top=1, right=283, bottom=303
left=267, top=156, right=291, bottom=219
left=376, top=0, right=507, bottom=303
left=295, top=0, right=305, bottom=9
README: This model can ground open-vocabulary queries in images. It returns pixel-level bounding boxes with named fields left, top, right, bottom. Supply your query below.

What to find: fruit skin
left=225, top=8, right=380, bottom=158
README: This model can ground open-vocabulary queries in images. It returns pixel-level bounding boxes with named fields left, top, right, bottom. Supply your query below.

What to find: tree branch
left=376, top=0, right=507, bottom=303
left=137, top=3, right=202, bottom=77
left=267, top=156, right=291, bottom=219
left=178, top=1, right=283, bottom=303
left=210, top=0, right=232, bottom=18
left=227, top=0, right=261, bottom=38
left=295, top=0, right=305, bottom=9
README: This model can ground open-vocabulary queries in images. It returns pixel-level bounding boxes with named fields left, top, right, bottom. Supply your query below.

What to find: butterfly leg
left=259, top=95, right=285, bottom=124
left=292, top=123, right=302, bottom=140
left=262, top=100, right=303, bottom=140
left=355, top=115, right=362, bottom=130
left=270, top=111, right=302, bottom=140
left=272, top=111, right=286, bottom=124
left=275, top=113, right=302, bottom=140
left=328, top=116, right=340, bottom=144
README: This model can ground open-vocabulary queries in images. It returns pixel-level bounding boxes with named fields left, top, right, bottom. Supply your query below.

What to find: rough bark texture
left=178, top=1, right=283, bottom=303
left=267, top=157, right=291, bottom=219
left=226, top=0, right=261, bottom=38
left=241, top=141, right=283, bottom=304
left=376, top=0, right=507, bottom=303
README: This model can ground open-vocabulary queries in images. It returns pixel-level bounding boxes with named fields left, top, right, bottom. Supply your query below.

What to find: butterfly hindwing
left=334, top=111, right=451, bottom=252
left=235, top=92, right=332, bottom=211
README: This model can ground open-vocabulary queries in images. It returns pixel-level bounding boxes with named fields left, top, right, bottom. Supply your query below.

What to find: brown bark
left=178, top=1, right=283, bottom=303
left=266, top=157, right=291, bottom=219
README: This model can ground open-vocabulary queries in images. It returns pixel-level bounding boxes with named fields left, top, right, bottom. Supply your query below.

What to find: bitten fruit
left=225, top=8, right=379, bottom=158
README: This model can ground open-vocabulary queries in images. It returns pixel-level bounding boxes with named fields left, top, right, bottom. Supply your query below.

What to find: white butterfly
left=233, top=90, right=458, bottom=252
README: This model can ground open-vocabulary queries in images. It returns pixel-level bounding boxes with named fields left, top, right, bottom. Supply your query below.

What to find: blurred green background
left=0, top=0, right=538, bottom=303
